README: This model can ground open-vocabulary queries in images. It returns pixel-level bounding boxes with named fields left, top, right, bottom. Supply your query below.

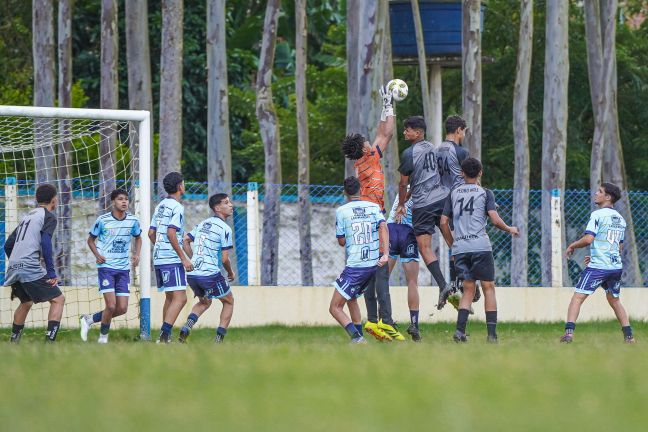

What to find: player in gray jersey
left=437, top=115, right=470, bottom=191
left=5, top=184, right=65, bottom=343
left=440, top=158, right=518, bottom=343
left=396, top=116, right=450, bottom=309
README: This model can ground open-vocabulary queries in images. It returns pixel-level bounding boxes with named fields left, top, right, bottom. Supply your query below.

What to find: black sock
left=456, top=309, right=470, bottom=334
left=46, top=320, right=60, bottom=341
left=486, top=311, right=497, bottom=337
left=100, top=323, right=110, bottom=335
left=565, top=321, right=575, bottom=335
left=622, top=326, right=633, bottom=338
left=426, top=260, right=447, bottom=290
left=11, top=323, right=24, bottom=340
left=449, top=260, right=457, bottom=284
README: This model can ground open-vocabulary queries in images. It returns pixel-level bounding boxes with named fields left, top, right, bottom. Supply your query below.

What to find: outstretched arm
left=566, top=234, right=594, bottom=258
left=373, top=115, right=395, bottom=154
left=488, top=210, right=519, bottom=236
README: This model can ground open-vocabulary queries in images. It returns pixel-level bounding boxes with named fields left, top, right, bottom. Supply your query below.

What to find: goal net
left=0, top=106, right=151, bottom=339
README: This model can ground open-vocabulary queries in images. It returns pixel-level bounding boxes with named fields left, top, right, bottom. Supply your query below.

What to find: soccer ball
left=387, top=79, right=408, bottom=102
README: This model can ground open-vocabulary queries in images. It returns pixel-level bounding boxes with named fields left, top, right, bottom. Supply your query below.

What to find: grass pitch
left=1, top=321, right=647, bottom=432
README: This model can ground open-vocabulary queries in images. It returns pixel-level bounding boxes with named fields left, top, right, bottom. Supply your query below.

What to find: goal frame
left=0, top=105, right=152, bottom=340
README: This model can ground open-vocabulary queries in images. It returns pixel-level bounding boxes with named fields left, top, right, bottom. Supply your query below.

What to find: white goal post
left=0, top=105, right=151, bottom=339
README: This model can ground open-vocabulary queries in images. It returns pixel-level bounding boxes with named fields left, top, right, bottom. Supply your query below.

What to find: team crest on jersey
left=201, top=222, right=212, bottom=233
left=353, top=208, right=366, bottom=216
left=407, top=244, right=415, bottom=256
left=102, top=279, right=110, bottom=287
left=162, top=271, right=170, bottom=284
left=109, top=238, right=128, bottom=254
left=156, top=205, right=166, bottom=218
left=611, top=216, right=621, bottom=224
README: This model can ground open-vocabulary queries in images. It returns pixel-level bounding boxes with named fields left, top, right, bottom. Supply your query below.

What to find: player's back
left=354, top=148, right=385, bottom=210
left=336, top=200, right=385, bottom=268
left=437, top=140, right=468, bottom=190
left=151, top=197, right=185, bottom=265
left=399, top=140, right=449, bottom=208
left=92, top=212, right=141, bottom=270
left=5, top=207, right=56, bottom=284
left=586, top=207, right=626, bottom=270
left=447, top=184, right=495, bottom=255
left=188, top=216, right=233, bottom=277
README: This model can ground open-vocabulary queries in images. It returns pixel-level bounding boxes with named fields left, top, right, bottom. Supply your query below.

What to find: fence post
left=247, top=182, right=261, bottom=286
left=551, top=188, right=563, bottom=287
left=5, top=177, right=18, bottom=236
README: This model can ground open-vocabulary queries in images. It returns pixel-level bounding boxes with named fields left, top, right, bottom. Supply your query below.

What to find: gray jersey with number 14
left=443, top=184, right=496, bottom=255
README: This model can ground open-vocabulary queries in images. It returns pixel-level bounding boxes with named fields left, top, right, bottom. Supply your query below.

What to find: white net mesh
left=0, top=113, right=142, bottom=331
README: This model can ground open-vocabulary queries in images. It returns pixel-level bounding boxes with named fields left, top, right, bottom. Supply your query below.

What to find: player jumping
left=149, top=172, right=193, bottom=343
left=81, top=189, right=142, bottom=343
left=6, top=184, right=65, bottom=343
left=330, top=176, right=388, bottom=344
left=179, top=193, right=236, bottom=344
left=560, top=183, right=635, bottom=344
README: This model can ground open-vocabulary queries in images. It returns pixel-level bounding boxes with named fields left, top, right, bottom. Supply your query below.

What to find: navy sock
left=622, top=326, right=633, bottom=338
left=409, top=310, right=419, bottom=328
left=485, top=311, right=497, bottom=337
left=46, top=320, right=60, bottom=341
left=345, top=323, right=361, bottom=339
left=456, top=309, right=470, bottom=334
left=92, top=312, right=102, bottom=323
left=184, top=313, right=199, bottom=329
left=426, top=260, right=447, bottom=290
left=161, top=321, right=173, bottom=335
left=354, top=324, right=363, bottom=336
left=12, top=323, right=24, bottom=335
left=217, top=326, right=227, bottom=336
left=565, top=321, right=575, bottom=335
left=100, top=323, right=110, bottom=335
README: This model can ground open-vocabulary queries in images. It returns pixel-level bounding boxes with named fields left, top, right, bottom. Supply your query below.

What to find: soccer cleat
left=156, top=331, right=171, bottom=344
left=97, top=334, right=109, bottom=344
left=364, top=321, right=392, bottom=342
left=378, top=320, right=405, bottom=341
left=215, top=333, right=225, bottom=344
left=80, top=315, right=92, bottom=342
left=560, top=333, right=573, bottom=343
left=453, top=330, right=468, bottom=343
left=436, top=284, right=453, bottom=310
left=406, top=323, right=421, bottom=342
left=351, top=336, right=368, bottom=344
left=624, top=336, right=636, bottom=344
left=10, top=330, right=23, bottom=344
left=178, top=328, right=190, bottom=343
left=487, top=335, right=498, bottom=344
left=473, top=284, right=482, bottom=303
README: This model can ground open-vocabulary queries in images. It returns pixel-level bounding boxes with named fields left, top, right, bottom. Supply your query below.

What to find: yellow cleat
left=378, top=319, right=406, bottom=341
left=364, top=321, right=392, bottom=342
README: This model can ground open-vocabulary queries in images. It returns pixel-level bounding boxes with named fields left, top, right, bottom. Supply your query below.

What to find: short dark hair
left=343, top=176, right=361, bottom=196
left=110, top=188, right=129, bottom=201
left=601, top=182, right=621, bottom=204
left=341, top=133, right=366, bottom=160
left=445, top=115, right=467, bottom=134
left=209, top=193, right=229, bottom=211
left=163, top=171, right=184, bottom=194
left=461, top=157, right=483, bottom=179
left=403, top=116, right=426, bottom=132
left=36, top=183, right=57, bottom=204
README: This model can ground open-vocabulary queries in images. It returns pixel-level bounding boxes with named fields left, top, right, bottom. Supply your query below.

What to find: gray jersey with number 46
left=443, top=184, right=496, bottom=255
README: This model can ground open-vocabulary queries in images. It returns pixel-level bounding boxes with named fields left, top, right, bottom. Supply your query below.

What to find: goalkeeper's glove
left=380, top=85, right=394, bottom=121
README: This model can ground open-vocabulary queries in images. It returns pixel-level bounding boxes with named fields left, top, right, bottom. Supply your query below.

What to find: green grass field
left=2, top=321, right=647, bottom=432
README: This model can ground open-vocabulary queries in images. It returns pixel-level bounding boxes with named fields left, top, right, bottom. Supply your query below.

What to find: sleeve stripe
left=168, top=225, right=182, bottom=231
left=336, top=234, right=345, bottom=238
left=222, top=246, right=233, bottom=250
left=584, top=230, right=596, bottom=236
left=187, top=233, right=195, bottom=241
left=149, top=226, right=157, bottom=231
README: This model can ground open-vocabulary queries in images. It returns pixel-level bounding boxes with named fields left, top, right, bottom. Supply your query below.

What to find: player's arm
left=336, top=210, right=346, bottom=247
left=148, top=228, right=157, bottom=245
left=373, top=115, right=395, bottom=154
left=131, top=235, right=142, bottom=266
left=397, top=174, right=409, bottom=209
left=168, top=226, right=193, bottom=271
left=377, top=220, right=389, bottom=267
left=4, top=228, right=17, bottom=258
left=566, top=234, right=595, bottom=258
left=87, top=235, right=106, bottom=264
left=440, top=196, right=454, bottom=247
left=485, top=190, right=518, bottom=236
left=182, top=233, right=194, bottom=259
left=41, top=212, right=58, bottom=284
left=221, top=249, right=235, bottom=282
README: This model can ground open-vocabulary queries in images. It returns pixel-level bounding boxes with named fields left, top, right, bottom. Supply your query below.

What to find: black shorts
left=11, top=277, right=63, bottom=304
left=412, top=199, right=446, bottom=236
left=454, top=251, right=495, bottom=282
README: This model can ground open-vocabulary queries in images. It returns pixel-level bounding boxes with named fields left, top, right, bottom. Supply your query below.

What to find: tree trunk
left=462, top=0, right=482, bottom=159
left=126, top=0, right=154, bottom=181
left=56, top=0, right=73, bottom=285
left=541, top=0, right=569, bottom=287
left=32, top=0, right=56, bottom=184
left=100, top=0, right=118, bottom=211
left=158, top=0, right=184, bottom=187
left=207, top=0, right=231, bottom=197
left=295, top=0, right=313, bottom=286
left=411, top=0, right=432, bottom=139
left=345, top=1, right=359, bottom=178
left=256, top=0, right=281, bottom=285
left=511, top=0, right=532, bottom=287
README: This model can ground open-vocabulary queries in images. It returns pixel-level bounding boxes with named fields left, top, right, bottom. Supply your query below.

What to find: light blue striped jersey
left=335, top=200, right=385, bottom=268
left=90, top=212, right=142, bottom=271
left=386, top=193, right=413, bottom=227
left=150, top=197, right=185, bottom=266
left=584, top=207, right=626, bottom=270
left=187, top=216, right=233, bottom=277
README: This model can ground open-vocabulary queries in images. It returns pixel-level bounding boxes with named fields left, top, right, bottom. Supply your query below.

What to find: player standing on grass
left=329, top=176, right=388, bottom=344
left=80, top=189, right=142, bottom=343
left=179, top=193, right=236, bottom=344
left=560, top=183, right=635, bottom=344
left=341, top=85, right=403, bottom=341
left=149, top=172, right=193, bottom=343
left=439, top=158, right=518, bottom=343
left=396, top=116, right=451, bottom=310
left=6, top=184, right=65, bottom=343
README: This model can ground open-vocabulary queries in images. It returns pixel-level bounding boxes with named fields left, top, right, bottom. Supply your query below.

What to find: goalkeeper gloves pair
left=380, top=85, right=394, bottom=121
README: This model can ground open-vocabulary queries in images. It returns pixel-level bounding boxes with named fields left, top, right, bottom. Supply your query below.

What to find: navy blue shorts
left=155, top=264, right=187, bottom=292
left=388, top=223, right=419, bottom=262
left=333, top=266, right=377, bottom=300
left=187, top=273, right=231, bottom=299
left=98, top=267, right=130, bottom=296
left=575, top=267, right=623, bottom=298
